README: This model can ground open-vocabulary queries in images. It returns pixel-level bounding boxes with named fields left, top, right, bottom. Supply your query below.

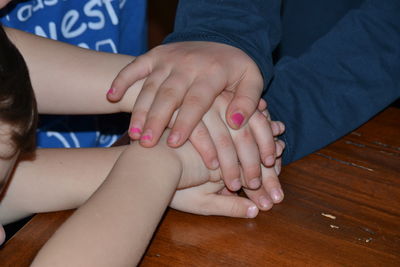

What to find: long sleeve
left=266, top=0, right=400, bottom=165
left=163, top=0, right=281, bottom=90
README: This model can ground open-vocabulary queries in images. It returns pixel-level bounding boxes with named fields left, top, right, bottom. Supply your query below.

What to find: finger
left=258, top=98, right=267, bottom=111
left=203, top=112, right=241, bottom=191
left=129, top=69, right=170, bottom=140
left=108, top=56, right=152, bottom=102
left=248, top=112, right=276, bottom=167
left=261, top=165, right=284, bottom=204
left=243, top=186, right=274, bottom=211
left=270, top=121, right=286, bottom=137
left=218, top=187, right=238, bottom=196
left=232, top=126, right=262, bottom=190
left=274, top=157, right=282, bottom=175
left=205, top=193, right=259, bottom=218
left=226, top=75, right=263, bottom=130
left=140, top=72, right=192, bottom=147
left=168, top=81, right=220, bottom=147
left=192, top=182, right=259, bottom=218
left=277, top=121, right=286, bottom=135
left=189, top=121, right=219, bottom=170
left=275, top=139, right=286, bottom=158
left=262, top=108, right=271, bottom=121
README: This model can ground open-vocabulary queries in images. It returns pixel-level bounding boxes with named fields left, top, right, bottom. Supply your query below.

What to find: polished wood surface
left=0, top=107, right=399, bottom=266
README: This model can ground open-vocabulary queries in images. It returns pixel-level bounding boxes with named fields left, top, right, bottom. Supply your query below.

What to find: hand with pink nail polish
left=107, top=41, right=264, bottom=149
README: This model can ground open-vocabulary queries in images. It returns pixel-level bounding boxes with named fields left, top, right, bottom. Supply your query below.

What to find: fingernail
left=167, top=132, right=181, bottom=145
left=107, top=88, right=115, bottom=95
left=259, top=196, right=272, bottom=209
left=277, top=121, right=285, bottom=133
left=271, top=121, right=279, bottom=135
left=231, top=112, right=244, bottom=127
left=129, top=127, right=142, bottom=139
left=246, top=205, right=258, bottom=218
left=230, top=179, right=242, bottom=191
left=211, top=159, right=219, bottom=169
left=129, top=127, right=142, bottom=134
left=271, top=188, right=284, bottom=203
left=248, top=178, right=261, bottom=189
left=140, top=130, right=152, bottom=142
left=264, top=155, right=275, bottom=166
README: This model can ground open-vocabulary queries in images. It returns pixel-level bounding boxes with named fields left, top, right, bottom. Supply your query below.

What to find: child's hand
left=198, top=92, right=283, bottom=191
left=172, top=91, right=286, bottom=210
left=107, top=41, right=263, bottom=148
left=170, top=181, right=259, bottom=219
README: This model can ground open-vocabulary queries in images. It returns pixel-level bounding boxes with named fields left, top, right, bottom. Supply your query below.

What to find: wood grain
left=0, top=107, right=399, bottom=266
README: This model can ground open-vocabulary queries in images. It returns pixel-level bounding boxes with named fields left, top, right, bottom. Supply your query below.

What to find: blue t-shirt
left=0, top=0, right=147, bottom=148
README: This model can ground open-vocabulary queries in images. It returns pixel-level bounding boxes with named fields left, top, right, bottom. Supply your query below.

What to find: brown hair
left=0, top=25, right=37, bottom=153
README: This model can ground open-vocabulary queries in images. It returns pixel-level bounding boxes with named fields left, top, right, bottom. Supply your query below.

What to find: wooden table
left=1, top=107, right=399, bottom=266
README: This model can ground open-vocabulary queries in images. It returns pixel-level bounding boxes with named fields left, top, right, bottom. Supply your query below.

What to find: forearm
left=31, top=144, right=182, bottom=266
left=4, top=27, right=141, bottom=114
left=265, top=0, right=400, bottom=164
left=0, top=147, right=125, bottom=224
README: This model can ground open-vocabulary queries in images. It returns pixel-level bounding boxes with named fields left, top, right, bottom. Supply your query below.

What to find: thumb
left=107, top=56, right=151, bottom=102
left=226, top=75, right=263, bottom=130
left=204, top=194, right=259, bottom=218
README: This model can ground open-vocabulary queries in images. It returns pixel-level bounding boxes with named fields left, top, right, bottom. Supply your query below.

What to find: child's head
left=0, top=24, right=38, bottom=193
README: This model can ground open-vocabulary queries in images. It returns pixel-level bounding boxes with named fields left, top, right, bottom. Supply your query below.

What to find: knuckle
left=235, top=94, right=258, bottom=109
left=238, top=127, right=253, bottom=140
left=246, top=164, right=261, bottom=179
left=145, top=114, right=163, bottom=126
left=160, top=87, right=178, bottom=100
left=206, top=60, right=223, bottom=72
left=143, top=81, right=158, bottom=92
left=132, top=109, right=148, bottom=119
left=249, top=111, right=266, bottom=124
left=193, top=125, right=210, bottom=140
left=215, top=134, right=232, bottom=149
left=229, top=202, right=241, bottom=217
left=184, top=94, right=203, bottom=106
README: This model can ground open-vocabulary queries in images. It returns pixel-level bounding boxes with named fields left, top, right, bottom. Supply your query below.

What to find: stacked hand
left=107, top=41, right=285, bottom=217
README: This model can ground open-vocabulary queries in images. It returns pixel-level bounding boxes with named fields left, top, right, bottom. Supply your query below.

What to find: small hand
left=197, top=92, right=283, bottom=191
left=107, top=41, right=264, bottom=149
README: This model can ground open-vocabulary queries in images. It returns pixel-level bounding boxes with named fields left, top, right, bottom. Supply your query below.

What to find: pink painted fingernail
left=107, top=88, right=116, bottom=95
left=231, top=112, right=244, bottom=127
left=130, top=127, right=142, bottom=134
left=246, top=205, right=258, bottom=218
left=140, top=130, right=152, bottom=142
left=167, top=132, right=181, bottom=145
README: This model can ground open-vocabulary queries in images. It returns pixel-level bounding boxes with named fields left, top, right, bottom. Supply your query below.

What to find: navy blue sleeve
left=265, top=0, right=400, bottom=165
left=163, top=0, right=281, bottom=90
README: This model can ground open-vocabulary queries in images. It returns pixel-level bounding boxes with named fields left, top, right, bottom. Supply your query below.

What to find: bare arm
left=4, top=26, right=141, bottom=114
left=31, top=143, right=184, bottom=266
left=0, top=146, right=126, bottom=225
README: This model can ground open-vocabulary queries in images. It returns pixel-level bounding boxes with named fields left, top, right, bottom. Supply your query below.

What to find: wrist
left=124, top=143, right=183, bottom=188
